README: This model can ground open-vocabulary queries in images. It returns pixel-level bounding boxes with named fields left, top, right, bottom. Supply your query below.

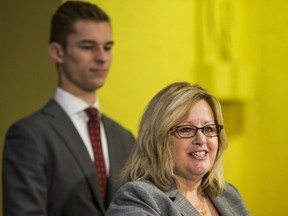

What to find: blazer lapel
left=166, top=188, right=201, bottom=216
left=165, top=185, right=243, bottom=216
left=101, top=115, right=121, bottom=203
left=43, top=99, right=105, bottom=213
left=210, top=195, right=235, bottom=216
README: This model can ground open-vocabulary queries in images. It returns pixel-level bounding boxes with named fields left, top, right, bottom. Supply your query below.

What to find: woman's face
left=171, top=99, right=219, bottom=183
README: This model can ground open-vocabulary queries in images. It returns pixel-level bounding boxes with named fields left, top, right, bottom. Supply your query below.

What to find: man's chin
left=85, top=83, right=105, bottom=92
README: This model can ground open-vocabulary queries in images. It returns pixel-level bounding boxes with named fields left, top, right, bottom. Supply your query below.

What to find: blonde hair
left=121, top=82, right=228, bottom=196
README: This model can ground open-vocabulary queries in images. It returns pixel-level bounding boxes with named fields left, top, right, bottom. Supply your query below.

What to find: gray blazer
left=3, top=99, right=135, bottom=216
left=106, top=180, right=250, bottom=216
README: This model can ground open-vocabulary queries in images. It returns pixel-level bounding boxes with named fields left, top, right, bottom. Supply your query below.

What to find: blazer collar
left=209, top=193, right=235, bottom=216
left=166, top=186, right=237, bottom=216
left=165, top=187, right=201, bottom=216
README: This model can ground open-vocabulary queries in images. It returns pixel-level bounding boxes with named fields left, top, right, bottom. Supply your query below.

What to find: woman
left=106, top=82, right=250, bottom=216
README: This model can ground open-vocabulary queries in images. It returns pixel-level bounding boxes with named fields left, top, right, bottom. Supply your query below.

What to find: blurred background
left=1, top=0, right=288, bottom=215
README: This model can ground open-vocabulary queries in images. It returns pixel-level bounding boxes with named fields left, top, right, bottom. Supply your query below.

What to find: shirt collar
left=53, top=88, right=101, bottom=116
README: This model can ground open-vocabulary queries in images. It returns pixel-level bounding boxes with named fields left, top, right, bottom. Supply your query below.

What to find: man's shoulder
left=101, top=114, right=122, bottom=127
left=101, top=114, right=133, bottom=136
left=6, top=99, right=60, bottom=131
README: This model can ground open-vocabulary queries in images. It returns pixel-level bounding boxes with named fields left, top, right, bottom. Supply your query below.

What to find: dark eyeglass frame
left=170, top=124, right=223, bottom=139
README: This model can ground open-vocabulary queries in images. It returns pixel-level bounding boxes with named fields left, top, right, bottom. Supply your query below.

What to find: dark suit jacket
left=106, top=180, right=251, bottom=216
left=2, top=99, right=135, bottom=216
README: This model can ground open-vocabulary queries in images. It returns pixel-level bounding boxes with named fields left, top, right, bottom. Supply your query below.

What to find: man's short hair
left=49, top=1, right=110, bottom=47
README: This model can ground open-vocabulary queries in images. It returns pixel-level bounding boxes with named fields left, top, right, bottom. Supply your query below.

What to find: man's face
left=57, top=20, right=113, bottom=94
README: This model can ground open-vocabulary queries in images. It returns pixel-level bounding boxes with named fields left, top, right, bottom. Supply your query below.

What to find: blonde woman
left=106, top=82, right=250, bottom=216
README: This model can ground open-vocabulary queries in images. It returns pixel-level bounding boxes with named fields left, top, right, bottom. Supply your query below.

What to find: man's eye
left=104, top=45, right=112, bottom=52
left=81, top=46, right=93, bottom=50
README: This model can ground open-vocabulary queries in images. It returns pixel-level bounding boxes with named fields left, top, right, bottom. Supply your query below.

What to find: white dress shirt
left=53, top=88, right=110, bottom=175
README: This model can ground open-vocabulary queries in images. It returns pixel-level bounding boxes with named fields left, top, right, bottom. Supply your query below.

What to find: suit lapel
left=166, top=187, right=201, bottom=216
left=168, top=188, right=234, bottom=216
left=210, top=195, right=235, bottom=216
left=43, top=100, right=105, bottom=213
left=101, top=115, right=120, bottom=203
left=101, top=115, right=135, bottom=206
left=169, top=190, right=236, bottom=216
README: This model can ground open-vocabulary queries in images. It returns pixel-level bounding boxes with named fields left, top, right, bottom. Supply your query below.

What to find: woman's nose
left=192, top=130, right=207, bottom=145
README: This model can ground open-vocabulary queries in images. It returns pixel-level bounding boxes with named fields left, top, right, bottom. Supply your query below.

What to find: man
left=3, top=1, right=134, bottom=216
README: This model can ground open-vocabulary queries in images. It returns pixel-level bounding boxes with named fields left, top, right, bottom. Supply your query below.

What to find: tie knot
left=85, top=107, right=99, bottom=120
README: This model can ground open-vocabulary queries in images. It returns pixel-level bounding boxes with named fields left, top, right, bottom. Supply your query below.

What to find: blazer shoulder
left=107, top=181, right=181, bottom=216
left=101, top=114, right=135, bottom=140
left=101, top=114, right=128, bottom=130
left=122, top=180, right=163, bottom=195
left=6, top=99, right=61, bottom=128
left=213, top=182, right=251, bottom=216
left=223, top=182, right=245, bottom=199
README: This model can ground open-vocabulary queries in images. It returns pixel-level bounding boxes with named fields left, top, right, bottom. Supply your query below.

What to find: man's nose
left=93, top=47, right=106, bottom=61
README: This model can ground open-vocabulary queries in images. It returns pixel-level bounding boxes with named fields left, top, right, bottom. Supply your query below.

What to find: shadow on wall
left=0, top=1, right=60, bottom=216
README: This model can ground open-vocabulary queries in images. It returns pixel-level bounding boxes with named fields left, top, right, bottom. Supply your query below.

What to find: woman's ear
left=48, top=42, right=64, bottom=64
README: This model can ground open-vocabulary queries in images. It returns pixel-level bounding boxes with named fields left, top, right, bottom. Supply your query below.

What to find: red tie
left=85, top=107, right=107, bottom=203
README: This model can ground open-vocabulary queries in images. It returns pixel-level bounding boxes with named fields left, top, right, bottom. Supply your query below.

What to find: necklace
left=198, top=197, right=207, bottom=216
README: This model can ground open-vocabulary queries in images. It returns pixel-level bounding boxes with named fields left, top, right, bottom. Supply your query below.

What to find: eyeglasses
left=170, top=124, right=223, bottom=138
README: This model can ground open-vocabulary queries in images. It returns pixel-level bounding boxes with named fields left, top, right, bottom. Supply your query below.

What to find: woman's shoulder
left=120, top=180, right=165, bottom=196
left=107, top=180, right=180, bottom=216
left=210, top=182, right=251, bottom=216
left=223, top=182, right=244, bottom=198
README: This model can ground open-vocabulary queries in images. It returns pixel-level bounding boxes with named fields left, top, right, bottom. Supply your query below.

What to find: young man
left=3, top=1, right=134, bottom=216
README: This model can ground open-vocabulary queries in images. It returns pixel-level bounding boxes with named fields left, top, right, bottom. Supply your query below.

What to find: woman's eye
left=204, top=126, right=214, bottom=133
left=179, top=127, right=193, bottom=133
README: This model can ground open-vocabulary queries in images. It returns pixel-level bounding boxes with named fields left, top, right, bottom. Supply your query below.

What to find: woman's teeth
left=191, top=151, right=206, bottom=157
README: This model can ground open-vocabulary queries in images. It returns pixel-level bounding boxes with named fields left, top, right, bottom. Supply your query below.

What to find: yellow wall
left=240, top=1, right=288, bottom=214
left=95, top=0, right=288, bottom=215
left=1, top=0, right=288, bottom=215
left=94, top=0, right=196, bottom=136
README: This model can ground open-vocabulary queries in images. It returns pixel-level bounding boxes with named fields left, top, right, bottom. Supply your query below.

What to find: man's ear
left=48, top=42, right=64, bottom=64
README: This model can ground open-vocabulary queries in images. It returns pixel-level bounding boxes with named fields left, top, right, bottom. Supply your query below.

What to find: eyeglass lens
left=174, top=124, right=222, bottom=138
